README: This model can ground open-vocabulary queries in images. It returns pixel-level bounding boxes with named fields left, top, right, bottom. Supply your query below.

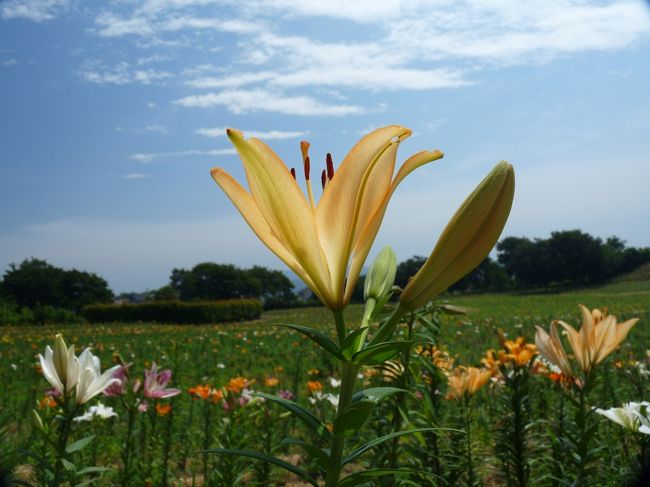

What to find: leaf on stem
left=204, top=448, right=318, bottom=487
left=351, top=341, right=415, bottom=366
left=275, top=324, right=344, bottom=359
left=254, top=392, right=332, bottom=442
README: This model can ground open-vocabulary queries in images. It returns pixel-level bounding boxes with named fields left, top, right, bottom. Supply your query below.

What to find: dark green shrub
left=82, top=299, right=262, bottom=324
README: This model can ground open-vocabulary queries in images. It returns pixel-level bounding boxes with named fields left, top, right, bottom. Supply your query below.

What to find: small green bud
left=364, top=246, right=397, bottom=301
left=31, top=409, right=46, bottom=434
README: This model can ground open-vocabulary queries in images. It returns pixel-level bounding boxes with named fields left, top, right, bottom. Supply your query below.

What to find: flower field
left=1, top=280, right=649, bottom=486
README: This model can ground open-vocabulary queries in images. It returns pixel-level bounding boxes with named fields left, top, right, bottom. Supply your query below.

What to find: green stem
left=465, top=396, right=475, bottom=487
left=326, top=361, right=359, bottom=487
left=121, top=402, right=137, bottom=486
left=52, top=398, right=76, bottom=487
left=370, top=303, right=407, bottom=346
left=574, top=371, right=595, bottom=486
left=354, top=297, right=376, bottom=352
left=333, top=309, right=346, bottom=345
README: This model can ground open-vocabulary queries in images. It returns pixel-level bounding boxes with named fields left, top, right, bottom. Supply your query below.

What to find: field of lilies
left=3, top=126, right=649, bottom=486
left=1, top=281, right=649, bottom=486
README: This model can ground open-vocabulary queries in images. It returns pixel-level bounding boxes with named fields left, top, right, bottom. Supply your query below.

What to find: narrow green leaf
left=340, top=328, right=367, bottom=359
left=19, top=449, right=55, bottom=472
left=254, top=392, right=331, bottom=442
left=61, top=458, right=76, bottom=471
left=275, top=324, right=344, bottom=359
left=205, top=448, right=318, bottom=487
left=351, top=341, right=414, bottom=366
left=282, top=439, right=333, bottom=474
left=337, top=468, right=428, bottom=487
left=75, top=466, right=110, bottom=475
left=333, top=400, right=374, bottom=437
left=351, top=387, right=407, bottom=404
left=65, top=435, right=95, bottom=454
left=343, top=428, right=437, bottom=465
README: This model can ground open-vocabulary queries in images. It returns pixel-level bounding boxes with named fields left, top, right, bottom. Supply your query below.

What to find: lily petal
left=226, top=130, right=333, bottom=304
left=211, top=167, right=324, bottom=304
left=316, top=126, right=410, bottom=306
left=343, top=149, right=444, bottom=302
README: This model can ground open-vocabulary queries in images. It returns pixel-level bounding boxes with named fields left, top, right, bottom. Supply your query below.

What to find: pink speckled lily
left=140, top=362, right=181, bottom=399
left=211, top=126, right=443, bottom=310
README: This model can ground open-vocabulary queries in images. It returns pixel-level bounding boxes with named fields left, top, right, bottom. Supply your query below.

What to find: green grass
left=1, top=282, right=649, bottom=485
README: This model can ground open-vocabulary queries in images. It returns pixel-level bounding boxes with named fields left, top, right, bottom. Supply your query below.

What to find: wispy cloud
left=174, top=89, right=365, bottom=116
left=122, top=173, right=150, bottom=179
left=130, top=148, right=236, bottom=163
left=143, top=124, right=169, bottom=134
left=196, top=127, right=308, bottom=139
left=1, top=58, right=18, bottom=67
left=1, top=0, right=70, bottom=22
left=80, top=61, right=172, bottom=85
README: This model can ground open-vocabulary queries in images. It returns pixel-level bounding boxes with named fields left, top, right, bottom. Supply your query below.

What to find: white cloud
left=174, top=89, right=365, bottom=116
left=80, top=61, right=172, bottom=85
left=122, top=173, right=150, bottom=179
left=196, top=127, right=308, bottom=139
left=76, top=0, right=650, bottom=115
left=144, top=124, right=169, bottom=134
left=130, top=148, right=236, bottom=163
left=1, top=0, right=69, bottom=22
left=94, top=11, right=261, bottom=38
left=1, top=58, right=18, bottom=67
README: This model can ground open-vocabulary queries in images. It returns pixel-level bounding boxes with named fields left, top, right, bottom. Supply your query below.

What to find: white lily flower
left=39, top=334, right=121, bottom=405
left=595, top=401, right=650, bottom=434
left=73, top=402, right=118, bottom=422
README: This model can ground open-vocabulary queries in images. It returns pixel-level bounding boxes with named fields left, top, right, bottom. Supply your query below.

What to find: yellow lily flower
left=535, top=305, right=638, bottom=376
left=211, top=126, right=443, bottom=310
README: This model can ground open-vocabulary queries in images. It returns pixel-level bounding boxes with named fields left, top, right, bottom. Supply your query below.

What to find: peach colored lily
left=446, top=366, right=493, bottom=400
left=211, top=126, right=443, bottom=310
left=535, top=305, right=638, bottom=376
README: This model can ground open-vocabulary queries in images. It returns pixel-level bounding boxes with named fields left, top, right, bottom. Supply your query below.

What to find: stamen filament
left=303, top=153, right=316, bottom=211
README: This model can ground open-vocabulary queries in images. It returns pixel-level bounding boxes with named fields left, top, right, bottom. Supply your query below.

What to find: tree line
left=2, top=229, right=649, bottom=323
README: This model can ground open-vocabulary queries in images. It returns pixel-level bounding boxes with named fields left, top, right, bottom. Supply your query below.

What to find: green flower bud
left=400, top=161, right=515, bottom=310
left=31, top=409, right=46, bottom=434
left=364, top=246, right=397, bottom=301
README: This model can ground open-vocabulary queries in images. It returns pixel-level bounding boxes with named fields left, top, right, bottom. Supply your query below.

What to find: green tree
left=170, top=263, right=261, bottom=301
left=395, top=256, right=426, bottom=289
left=2, top=258, right=113, bottom=311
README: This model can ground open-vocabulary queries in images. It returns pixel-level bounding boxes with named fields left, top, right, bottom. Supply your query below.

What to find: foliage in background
left=82, top=299, right=262, bottom=324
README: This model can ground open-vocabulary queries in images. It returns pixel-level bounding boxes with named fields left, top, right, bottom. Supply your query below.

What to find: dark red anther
left=321, top=170, right=326, bottom=189
left=290, top=168, right=296, bottom=180
left=326, top=153, right=334, bottom=180
left=304, top=156, right=311, bottom=181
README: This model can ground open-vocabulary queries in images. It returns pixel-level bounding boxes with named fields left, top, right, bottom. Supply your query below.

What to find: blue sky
left=1, top=0, right=649, bottom=293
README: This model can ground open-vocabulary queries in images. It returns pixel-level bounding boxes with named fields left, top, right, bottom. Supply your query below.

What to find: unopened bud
left=31, top=409, right=46, bottom=434
left=53, top=334, right=69, bottom=388
left=400, top=161, right=515, bottom=310
left=364, top=246, right=397, bottom=301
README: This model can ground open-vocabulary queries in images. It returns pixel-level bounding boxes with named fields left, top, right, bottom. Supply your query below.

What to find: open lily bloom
left=595, top=402, right=650, bottom=434
left=211, top=126, right=443, bottom=310
left=39, top=334, right=121, bottom=405
left=536, top=305, right=638, bottom=376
